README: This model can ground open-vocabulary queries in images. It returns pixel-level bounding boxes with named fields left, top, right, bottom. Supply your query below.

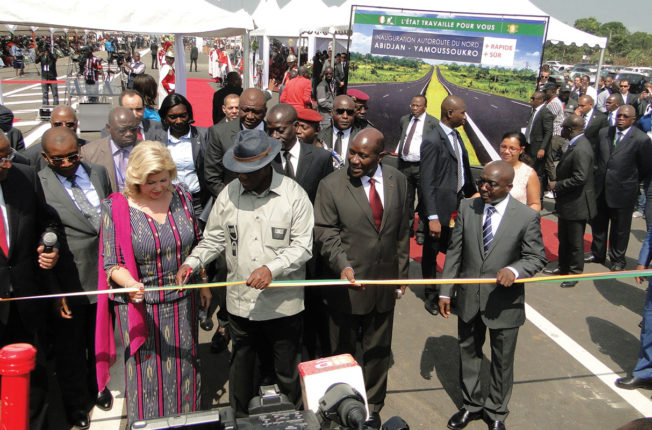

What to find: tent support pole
left=595, top=46, right=606, bottom=91
left=174, top=34, right=187, bottom=97
left=263, top=35, right=270, bottom=91
left=243, top=30, right=251, bottom=89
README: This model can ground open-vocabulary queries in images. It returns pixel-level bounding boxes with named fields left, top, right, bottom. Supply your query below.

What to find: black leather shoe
left=487, top=420, right=506, bottom=430
left=416, top=232, right=425, bottom=246
left=96, top=388, right=113, bottom=411
left=560, top=281, right=578, bottom=288
left=68, top=410, right=90, bottom=430
left=543, top=267, right=561, bottom=275
left=210, top=332, right=229, bottom=353
left=611, top=264, right=625, bottom=272
left=447, top=408, right=483, bottom=429
left=615, top=376, right=652, bottom=390
left=584, top=255, right=604, bottom=264
left=365, top=412, right=381, bottom=429
left=424, top=299, right=440, bottom=316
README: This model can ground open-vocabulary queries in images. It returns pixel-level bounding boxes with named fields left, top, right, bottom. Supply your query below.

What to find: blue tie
left=483, top=206, right=497, bottom=254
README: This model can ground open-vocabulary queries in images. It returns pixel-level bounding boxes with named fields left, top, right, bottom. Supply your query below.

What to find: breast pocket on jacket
left=264, top=221, right=291, bottom=254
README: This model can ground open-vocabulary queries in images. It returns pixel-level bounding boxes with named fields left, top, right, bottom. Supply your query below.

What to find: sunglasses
left=616, top=114, right=632, bottom=119
left=46, top=153, right=81, bottom=166
left=335, top=108, right=355, bottom=116
left=52, top=121, right=76, bottom=128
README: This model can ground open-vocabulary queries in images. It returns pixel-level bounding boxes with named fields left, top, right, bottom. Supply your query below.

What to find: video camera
left=129, top=384, right=408, bottom=430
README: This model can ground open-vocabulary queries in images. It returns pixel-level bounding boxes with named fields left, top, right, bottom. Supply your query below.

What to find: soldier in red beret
left=347, top=88, right=373, bottom=129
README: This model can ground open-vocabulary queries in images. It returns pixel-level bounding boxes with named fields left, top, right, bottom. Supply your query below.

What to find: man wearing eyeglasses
left=437, top=160, right=546, bottom=430
left=38, top=126, right=112, bottom=429
left=617, top=79, right=638, bottom=106
left=0, top=132, right=62, bottom=430
left=588, top=105, right=652, bottom=272
left=22, top=105, right=88, bottom=171
left=81, top=106, right=141, bottom=193
left=316, top=95, right=362, bottom=168
left=205, top=88, right=268, bottom=198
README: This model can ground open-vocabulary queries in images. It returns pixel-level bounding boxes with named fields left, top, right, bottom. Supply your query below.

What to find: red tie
left=368, top=178, right=383, bottom=231
left=137, top=129, right=144, bottom=140
left=0, top=215, right=8, bottom=257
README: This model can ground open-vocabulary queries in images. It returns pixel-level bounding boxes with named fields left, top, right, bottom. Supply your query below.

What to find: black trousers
left=458, top=314, right=519, bottom=421
left=302, top=285, right=330, bottom=360
left=557, top=218, right=587, bottom=274
left=328, top=308, right=394, bottom=412
left=0, top=302, right=48, bottom=430
left=53, top=303, right=98, bottom=413
left=398, top=160, right=423, bottom=236
left=189, top=57, right=198, bottom=71
left=228, top=312, right=303, bottom=417
left=150, top=53, right=158, bottom=69
left=590, top=194, right=634, bottom=266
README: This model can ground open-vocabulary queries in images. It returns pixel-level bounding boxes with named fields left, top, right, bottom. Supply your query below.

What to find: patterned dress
left=101, top=187, right=201, bottom=425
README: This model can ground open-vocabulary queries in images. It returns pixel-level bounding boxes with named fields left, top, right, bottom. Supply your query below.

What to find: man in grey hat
left=176, top=129, right=314, bottom=417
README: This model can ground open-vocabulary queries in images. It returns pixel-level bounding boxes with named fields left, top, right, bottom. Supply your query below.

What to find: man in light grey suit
left=39, top=127, right=113, bottom=429
left=314, top=128, right=410, bottom=429
left=80, top=107, right=140, bottom=193
left=438, top=161, right=546, bottom=430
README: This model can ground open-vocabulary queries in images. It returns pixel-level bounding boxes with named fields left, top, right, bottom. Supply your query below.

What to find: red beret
left=296, top=109, right=322, bottom=123
left=347, top=88, right=370, bottom=102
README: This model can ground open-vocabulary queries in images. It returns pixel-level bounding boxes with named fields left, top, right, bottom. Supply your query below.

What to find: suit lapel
left=42, top=166, right=95, bottom=231
left=611, top=129, right=632, bottom=157
left=295, top=143, right=312, bottom=183
left=1, top=177, right=19, bottom=261
left=99, top=139, right=118, bottom=191
left=379, top=168, right=394, bottom=233
left=436, top=125, right=457, bottom=160
left=346, top=175, right=376, bottom=231
left=472, top=198, right=485, bottom=255
left=85, top=162, right=109, bottom=200
left=190, top=128, right=201, bottom=167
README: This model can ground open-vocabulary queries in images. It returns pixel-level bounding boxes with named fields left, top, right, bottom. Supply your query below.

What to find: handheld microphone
left=43, top=232, right=58, bottom=253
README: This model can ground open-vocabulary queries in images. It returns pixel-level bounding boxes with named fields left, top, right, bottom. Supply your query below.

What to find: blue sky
left=351, top=10, right=547, bottom=71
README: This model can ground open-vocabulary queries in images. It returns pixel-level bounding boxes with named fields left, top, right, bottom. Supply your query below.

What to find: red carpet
left=409, top=215, right=592, bottom=272
left=186, top=78, right=216, bottom=128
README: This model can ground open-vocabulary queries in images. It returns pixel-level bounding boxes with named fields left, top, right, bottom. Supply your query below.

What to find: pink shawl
left=95, top=192, right=148, bottom=392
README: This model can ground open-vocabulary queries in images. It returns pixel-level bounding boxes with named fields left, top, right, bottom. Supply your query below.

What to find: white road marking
left=464, top=115, right=500, bottom=160
left=383, top=94, right=390, bottom=98
left=11, top=108, right=40, bottom=114
left=490, top=104, right=498, bottom=109
left=474, top=96, right=479, bottom=100
left=3, top=99, right=44, bottom=106
left=511, top=100, right=529, bottom=107
left=13, top=120, right=43, bottom=127
left=23, top=123, right=51, bottom=147
left=525, top=303, right=652, bottom=417
left=3, top=83, right=40, bottom=96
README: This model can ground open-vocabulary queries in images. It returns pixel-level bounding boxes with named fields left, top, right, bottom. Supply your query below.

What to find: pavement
left=3, top=51, right=652, bottom=430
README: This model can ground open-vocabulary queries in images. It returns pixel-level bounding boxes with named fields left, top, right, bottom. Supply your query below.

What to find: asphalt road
left=436, top=66, right=532, bottom=155
left=349, top=67, right=434, bottom=152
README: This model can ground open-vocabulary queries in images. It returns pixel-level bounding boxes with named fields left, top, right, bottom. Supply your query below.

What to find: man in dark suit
left=204, top=88, right=267, bottom=198
left=314, top=128, right=410, bottom=429
left=267, top=103, right=333, bottom=359
left=35, top=46, right=58, bottom=105
left=317, top=95, right=362, bottom=169
left=117, top=89, right=164, bottom=141
left=212, top=72, right=243, bottom=125
left=267, top=103, right=333, bottom=203
left=0, top=133, right=62, bottom=430
left=575, top=95, right=608, bottom=152
left=397, top=95, right=439, bottom=245
left=438, top=160, right=547, bottom=430
left=546, top=115, right=597, bottom=287
left=333, top=53, right=348, bottom=95
left=81, top=107, right=141, bottom=192
left=524, top=91, right=554, bottom=193
left=419, top=95, right=476, bottom=315
left=588, top=105, right=652, bottom=271
left=605, top=93, right=622, bottom=127
left=618, top=79, right=638, bottom=106
left=22, top=105, right=89, bottom=170
left=39, top=127, right=113, bottom=429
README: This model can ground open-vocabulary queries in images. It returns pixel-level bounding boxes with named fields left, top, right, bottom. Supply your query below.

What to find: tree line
left=542, top=17, right=652, bottom=66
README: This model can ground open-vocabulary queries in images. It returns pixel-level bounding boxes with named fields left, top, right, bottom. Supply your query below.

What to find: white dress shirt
left=360, top=165, right=384, bottom=207
left=331, top=126, right=352, bottom=156
left=0, top=186, right=9, bottom=248
left=582, top=108, right=594, bottom=130
left=401, top=112, right=427, bottom=162
left=281, top=139, right=301, bottom=175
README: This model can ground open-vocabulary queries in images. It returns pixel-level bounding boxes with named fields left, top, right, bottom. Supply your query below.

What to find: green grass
left=349, top=63, right=432, bottom=84
left=426, top=66, right=480, bottom=166
left=439, top=65, right=536, bottom=102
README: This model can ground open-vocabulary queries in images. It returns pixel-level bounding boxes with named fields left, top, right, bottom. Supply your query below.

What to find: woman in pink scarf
left=96, top=141, right=211, bottom=426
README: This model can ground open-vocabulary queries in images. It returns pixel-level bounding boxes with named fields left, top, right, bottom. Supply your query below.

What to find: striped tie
left=483, top=206, right=497, bottom=254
